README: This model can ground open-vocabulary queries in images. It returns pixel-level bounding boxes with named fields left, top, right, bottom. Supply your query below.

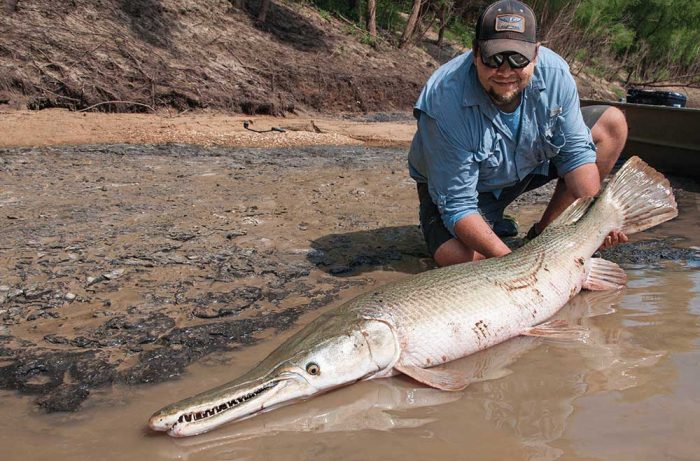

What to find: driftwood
left=77, top=100, right=157, bottom=113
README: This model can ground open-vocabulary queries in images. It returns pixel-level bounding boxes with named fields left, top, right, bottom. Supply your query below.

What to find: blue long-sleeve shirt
left=408, top=47, right=596, bottom=235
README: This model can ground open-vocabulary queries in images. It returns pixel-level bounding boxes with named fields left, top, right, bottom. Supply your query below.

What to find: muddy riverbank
left=0, top=140, right=698, bottom=413
left=0, top=142, right=425, bottom=412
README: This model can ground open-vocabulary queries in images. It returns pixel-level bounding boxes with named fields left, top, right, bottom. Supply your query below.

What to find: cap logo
left=494, top=14, right=525, bottom=33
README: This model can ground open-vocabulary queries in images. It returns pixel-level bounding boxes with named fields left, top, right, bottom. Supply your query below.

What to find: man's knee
left=592, top=106, right=628, bottom=148
left=592, top=106, right=627, bottom=173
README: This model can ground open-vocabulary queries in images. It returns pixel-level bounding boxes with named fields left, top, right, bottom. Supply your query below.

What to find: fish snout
left=148, top=411, right=177, bottom=432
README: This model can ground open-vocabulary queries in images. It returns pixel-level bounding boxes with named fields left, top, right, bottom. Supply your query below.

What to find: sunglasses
left=480, top=52, right=531, bottom=69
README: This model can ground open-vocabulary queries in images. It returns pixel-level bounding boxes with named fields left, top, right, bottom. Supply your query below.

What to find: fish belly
left=387, top=254, right=586, bottom=369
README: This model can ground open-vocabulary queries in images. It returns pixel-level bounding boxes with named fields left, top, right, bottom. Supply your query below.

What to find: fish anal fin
left=583, top=257, right=627, bottom=291
left=522, top=319, right=589, bottom=341
left=394, top=362, right=470, bottom=391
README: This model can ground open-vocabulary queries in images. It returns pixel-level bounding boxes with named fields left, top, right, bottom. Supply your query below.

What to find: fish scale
left=354, top=251, right=572, bottom=365
left=348, top=202, right=621, bottom=367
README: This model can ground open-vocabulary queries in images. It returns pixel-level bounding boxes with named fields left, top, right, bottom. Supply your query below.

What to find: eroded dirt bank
left=0, top=0, right=435, bottom=115
left=0, top=138, right=698, bottom=413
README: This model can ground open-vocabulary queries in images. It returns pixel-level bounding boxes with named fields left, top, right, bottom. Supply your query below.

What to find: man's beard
left=488, top=87, right=521, bottom=106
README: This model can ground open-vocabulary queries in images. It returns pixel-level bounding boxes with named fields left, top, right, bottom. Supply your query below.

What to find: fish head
left=149, top=317, right=397, bottom=437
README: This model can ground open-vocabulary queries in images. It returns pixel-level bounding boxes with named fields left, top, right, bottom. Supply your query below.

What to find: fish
left=148, top=156, right=677, bottom=437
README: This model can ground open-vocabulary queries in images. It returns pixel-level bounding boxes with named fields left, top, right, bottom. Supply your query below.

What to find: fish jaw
left=148, top=372, right=315, bottom=437
left=148, top=319, right=399, bottom=437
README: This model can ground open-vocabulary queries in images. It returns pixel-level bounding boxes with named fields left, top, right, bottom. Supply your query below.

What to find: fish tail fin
left=598, top=156, right=678, bottom=235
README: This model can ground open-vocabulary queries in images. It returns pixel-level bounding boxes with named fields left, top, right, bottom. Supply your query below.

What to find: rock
left=242, top=217, right=262, bottom=225
left=86, top=275, right=106, bottom=286
left=103, top=269, right=125, bottom=280
left=69, top=357, right=116, bottom=387
left=225, top=230, right=247, bottom=239
left=44, top=334, right=69, bottom=345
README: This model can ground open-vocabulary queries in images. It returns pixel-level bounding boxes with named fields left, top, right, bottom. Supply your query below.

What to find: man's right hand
left=433, top=214, right=511, bottom=267
left=454, top=214, right=512, bottom=259
left=599, top=230, right=628, bottom=250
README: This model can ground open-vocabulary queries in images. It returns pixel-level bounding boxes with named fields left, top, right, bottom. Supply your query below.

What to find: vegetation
left=280, top=0, right=699, bottom=87
left=533, top=0, right=700, bottom=86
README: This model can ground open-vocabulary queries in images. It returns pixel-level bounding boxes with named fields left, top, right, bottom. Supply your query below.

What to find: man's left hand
left=599, top=230, right=628, bottom=250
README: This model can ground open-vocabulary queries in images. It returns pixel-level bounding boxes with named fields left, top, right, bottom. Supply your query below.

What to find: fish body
left=149, top=156, right=677, bottom=436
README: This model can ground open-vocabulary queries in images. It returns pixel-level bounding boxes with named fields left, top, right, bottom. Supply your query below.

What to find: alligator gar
left=149, top=156, right=677, bottom=437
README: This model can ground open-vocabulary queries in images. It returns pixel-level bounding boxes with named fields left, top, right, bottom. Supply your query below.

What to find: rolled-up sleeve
left=551, top=72, right=597, bottom=176
left=417, top=112, right=480, bottom=235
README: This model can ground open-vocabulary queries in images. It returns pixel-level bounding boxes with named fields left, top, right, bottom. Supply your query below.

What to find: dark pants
left=417, top=104, right=611, bottom=257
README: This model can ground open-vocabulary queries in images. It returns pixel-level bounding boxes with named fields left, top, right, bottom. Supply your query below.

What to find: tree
left=567, top=0, right=700, bottom=84
left=400, top=0, right=423, bottom=48
left=435, top=0, right=456, bottom=47
left=257, top=0, right=270, bottom=22
left=366, top=0, right=377, bottom=40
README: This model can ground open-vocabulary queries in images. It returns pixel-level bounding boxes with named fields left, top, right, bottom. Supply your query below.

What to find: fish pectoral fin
left=394, top=362, right=470, bottom=391
left=521, top=319, right=589, bottom=341
left=583, top=257, right=627, bottom=290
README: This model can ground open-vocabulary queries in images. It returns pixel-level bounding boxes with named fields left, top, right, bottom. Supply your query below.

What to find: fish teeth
left=173, top=381, right=279, bottom=425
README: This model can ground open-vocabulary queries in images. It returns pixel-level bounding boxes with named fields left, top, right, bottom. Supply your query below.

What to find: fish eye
left=305, top=362, right=320, bottom=376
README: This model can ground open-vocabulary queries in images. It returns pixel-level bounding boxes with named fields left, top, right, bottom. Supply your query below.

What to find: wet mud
left=0, top=144, right=697, bottom=413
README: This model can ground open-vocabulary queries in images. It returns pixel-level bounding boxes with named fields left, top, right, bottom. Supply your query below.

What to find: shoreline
left=0, top=108, right=416, bottom=149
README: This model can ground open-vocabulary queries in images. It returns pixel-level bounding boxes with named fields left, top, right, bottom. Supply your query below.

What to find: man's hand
left=599, top=230, right=628, bottom=250
left=453, top=214, right=512, bottom=259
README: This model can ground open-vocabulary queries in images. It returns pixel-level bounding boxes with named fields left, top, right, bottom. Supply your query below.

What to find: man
left=408, top=0, right=628, bottom=267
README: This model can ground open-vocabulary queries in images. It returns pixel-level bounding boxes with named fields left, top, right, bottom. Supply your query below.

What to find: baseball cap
left=476, top=0, right=537, bottom=61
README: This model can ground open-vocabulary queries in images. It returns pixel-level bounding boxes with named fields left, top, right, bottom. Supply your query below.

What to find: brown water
left=2, top=193, right=699, bottom=461
left=1, top=263, right=698, bottom=461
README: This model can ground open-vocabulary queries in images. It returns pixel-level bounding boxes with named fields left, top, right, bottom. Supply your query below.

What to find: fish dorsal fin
left=394, top=361, right=470, bottom=391
left=549, top=197, right=595, bottom=228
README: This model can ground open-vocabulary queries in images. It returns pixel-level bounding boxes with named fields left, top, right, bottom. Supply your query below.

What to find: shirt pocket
left=540, top=107, right=566, bottom=159
left=477, top=130, right=504, bottom=179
